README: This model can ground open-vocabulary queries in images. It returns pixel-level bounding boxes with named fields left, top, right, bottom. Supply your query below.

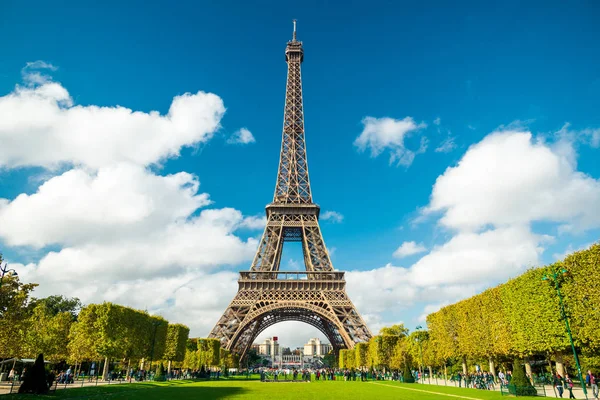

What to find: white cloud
left=21, top=61, right=58, bottom=86
left=425, top=131, right=600, bottom=232
left=393, top=241, right=427, bottom=258
left=320, top=210, right=344, bottom=223
left=555, top=122, right=600, bottom=149
left=435, top=136, right=456, bottom=153
left=433, top=117, right=441, bottom=126
left=354, top=116, right=427, bottom=166
left=347, top=226, right=544, bottom=317
left=0, top=164, right=210, bottom=248
left=239, top=215, right=267, bottom=230
left=0, top=73, right=225, bottom=170
left=408, top=226, right=544, bottom=287
left=0, top=63, right=260, bottom=338
left=350, top=128, right=600, bottom=329
left=24, top=61, right=57, bottom=71
left=227, top=127, right=255, bottom=145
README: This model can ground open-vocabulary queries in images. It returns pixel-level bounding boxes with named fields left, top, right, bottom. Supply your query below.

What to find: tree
left=355, top=343, right=369, bottom=368
left=561, top=244, right=600, bottom=352
left=68, top=304, right=101, bottom=363
left=24, top=303, right=73, bottom=361
left=183, top=339, right=199, bottom=369
left=339, top=349, right=349, bottom=369
left=32, top=295, right=81, bottom=320
left=380, top=324, right=409, bottom=337
left=197, top=338, right=221, bottom=369
left=246, top=348, right=261, bottom=368
left=322, top=350, right=336, bottom=368
left=164, top=324, right=189, bottom=373
left=0, top=274, right=37, bottom=358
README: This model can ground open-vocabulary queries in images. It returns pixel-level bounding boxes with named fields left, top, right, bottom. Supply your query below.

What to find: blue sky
left=1, top=0, right=599, bottom=347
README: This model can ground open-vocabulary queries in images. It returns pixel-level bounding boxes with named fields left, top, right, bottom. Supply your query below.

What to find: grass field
left=7, top=379, right=506, bottom=399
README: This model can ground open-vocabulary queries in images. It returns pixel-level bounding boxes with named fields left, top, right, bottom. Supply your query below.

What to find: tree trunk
left=555, top=354, right=565, bottom=377
left=555, top=362, right=565, bottom=377
left=444, top=363, right=448, bottom=382
left=524, top=358, right=533, bottom=383
left=168, top=360, right=172, bottom=375
left=428, top=366, right=432, bottom=383
left=489, top=357, right=496, bottom=378
left=462, top=356, right=467, bottom=374
left=102, top=357, right=109, bottom=380
left=140, top=358, right=145, bottom=371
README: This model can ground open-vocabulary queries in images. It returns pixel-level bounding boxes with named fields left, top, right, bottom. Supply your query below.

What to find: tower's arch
left=227, top=302, right=352, bottom=361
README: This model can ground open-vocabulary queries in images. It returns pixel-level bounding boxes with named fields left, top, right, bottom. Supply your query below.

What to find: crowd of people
left=3, top=361, right=598, bottom=399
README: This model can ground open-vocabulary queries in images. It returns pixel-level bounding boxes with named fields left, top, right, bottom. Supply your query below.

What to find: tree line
left=340, top=243, right=599, bottom=380
left=0, top=258, right=190, bottom=377
left=426, top=242, right=599, bottom=378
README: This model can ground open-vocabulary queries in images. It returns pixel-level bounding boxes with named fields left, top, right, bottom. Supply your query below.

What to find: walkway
left=417, top=377, right=593, bottom=399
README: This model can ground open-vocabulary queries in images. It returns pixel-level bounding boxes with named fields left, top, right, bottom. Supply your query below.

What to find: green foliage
left=354, top=343, right=368, bottom=368
left=380, top=324, right=409, bottom=337
left=31, top=295, right=81, bottom=320
left=426, top=243, right=600, bottom=365
left=561, top=244, right=600, bottom=352
left=322, top=350, right=336, bottom=368
left=197, top=338, right=221, bottom=368
left=68, top=302, right=170, bottom=364
left=24, top=302, right=73, bottom=361
left=346, top=350, right=355, bottom=369
left=0, top=274, right=37, bottom=358
left=246, top=348, right=261, bottom=367
left=164, top=324, right=189, bottom=362
left=339, top=349, right=349, bottom=369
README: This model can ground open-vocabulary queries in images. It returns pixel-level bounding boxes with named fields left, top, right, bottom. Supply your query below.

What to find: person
left=565, top=374, right=575, bottom=399
left=8, top=368, right=15, bottom=381
left=89, top=362, right=96, bottom=382
left=586, top=370, right=598, bottom=399
left=554, top=373, right=565, bottom=398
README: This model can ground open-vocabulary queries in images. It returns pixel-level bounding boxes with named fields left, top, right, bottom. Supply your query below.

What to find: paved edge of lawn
left=369, top=382, right=488, bottom=400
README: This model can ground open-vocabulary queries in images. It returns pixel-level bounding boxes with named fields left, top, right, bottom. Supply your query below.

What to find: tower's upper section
left=273, top=20, right=312, bottom=205
left=285, top=19, right=304, bottom=63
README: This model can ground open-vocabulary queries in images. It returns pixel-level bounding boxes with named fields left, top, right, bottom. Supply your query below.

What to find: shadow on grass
left=4, top=382, right=247, bottom=400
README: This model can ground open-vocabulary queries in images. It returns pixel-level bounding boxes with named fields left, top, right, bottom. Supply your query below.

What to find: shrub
left=403, top=366, right=415, bottom=383
left=508, top=359, right=537, bottom=396
left=154, top=363, right=166, bottom=382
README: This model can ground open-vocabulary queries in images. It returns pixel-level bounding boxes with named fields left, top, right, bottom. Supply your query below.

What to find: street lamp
left=416, top=326, right=425, bottom=384
left=0, top=261, right=17, bottom=289
left=542, top=269, right=588, bottom=399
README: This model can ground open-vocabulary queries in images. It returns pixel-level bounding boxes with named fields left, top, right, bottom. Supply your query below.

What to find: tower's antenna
left=293, top=19, right=297, bottom=41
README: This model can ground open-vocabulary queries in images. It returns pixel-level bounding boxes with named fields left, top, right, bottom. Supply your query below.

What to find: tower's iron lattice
left=209, top=21, right=372, bottom=361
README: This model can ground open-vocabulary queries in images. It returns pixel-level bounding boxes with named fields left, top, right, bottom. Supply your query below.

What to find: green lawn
left=7, top=379, right=507, bottom=400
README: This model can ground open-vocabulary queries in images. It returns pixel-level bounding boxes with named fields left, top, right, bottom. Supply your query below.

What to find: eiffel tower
left=209, top=21, right=372, bottom=360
